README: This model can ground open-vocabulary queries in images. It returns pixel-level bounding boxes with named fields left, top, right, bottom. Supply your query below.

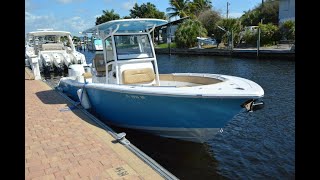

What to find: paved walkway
left=25, top=67, right=35, bottom=80
left=25, top=72, right=164, bottom=179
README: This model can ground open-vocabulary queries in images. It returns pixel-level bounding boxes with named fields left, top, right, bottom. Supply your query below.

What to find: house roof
left=155, top=17, right=190, bottom=28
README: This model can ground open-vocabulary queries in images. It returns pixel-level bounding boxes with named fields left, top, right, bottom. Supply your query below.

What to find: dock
left=155, top=47, right=295, bottom=60
left=25, top=69, right=177, bottom=179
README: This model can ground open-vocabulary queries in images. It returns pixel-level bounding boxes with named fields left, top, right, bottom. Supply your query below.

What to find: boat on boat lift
left=86, top=36, right=103, bottom=51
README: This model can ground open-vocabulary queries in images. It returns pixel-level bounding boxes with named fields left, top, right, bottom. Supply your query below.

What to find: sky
left=25, top=0, right=262, bottom=36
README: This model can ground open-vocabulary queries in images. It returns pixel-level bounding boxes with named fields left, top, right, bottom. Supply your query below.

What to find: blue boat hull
left=58, top=81, right=80, bottom=101
left=59, top=82, right=247, bottom=142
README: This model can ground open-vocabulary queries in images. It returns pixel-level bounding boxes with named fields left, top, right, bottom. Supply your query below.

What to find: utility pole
left=227, top=2, right=229, bottom=19
left=168, top=19, right=171, bottom=56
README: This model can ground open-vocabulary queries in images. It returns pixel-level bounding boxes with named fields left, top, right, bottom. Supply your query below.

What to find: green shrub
left=258, top=23, right=280, bottom=46
left=242, top=30, right=258, bottom=45
left=279, top=20, right=295, bottom=40
left=175, top=19, right=207, bottom=48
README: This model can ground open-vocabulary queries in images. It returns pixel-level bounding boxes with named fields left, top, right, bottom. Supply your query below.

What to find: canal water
left=51, top=50, right=295, bottom=179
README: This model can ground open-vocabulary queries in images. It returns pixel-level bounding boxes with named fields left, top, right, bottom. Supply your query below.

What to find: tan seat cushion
left=82, top=72, right=92, bottom=79
left=42, top=43, right=64, bottom=50
left=122, top=68, right=155, bottom=84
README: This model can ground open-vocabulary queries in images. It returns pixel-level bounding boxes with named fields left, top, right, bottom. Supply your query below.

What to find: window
left=105, top=37, right=114, bottom=62
left=114, top=35, right=153, bottom=60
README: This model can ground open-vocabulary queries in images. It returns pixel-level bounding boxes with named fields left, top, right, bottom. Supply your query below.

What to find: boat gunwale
left=59, top=73, right=264, bottom=99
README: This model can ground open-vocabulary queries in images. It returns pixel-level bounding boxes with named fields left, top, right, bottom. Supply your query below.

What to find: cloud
left=66, top=16, right=94, bottom=33
left=25, top=12, right=95, bottom=35
left=25, top=12, right=55, bottom=30
left=122, top=1, right=135, bottom=10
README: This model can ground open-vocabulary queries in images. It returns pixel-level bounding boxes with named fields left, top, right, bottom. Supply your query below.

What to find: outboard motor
left=52, top=53, right=64, bottom=76
left=62, top=54, right=72, bottom=67
left=40, top=54, right=52, bottom=77
left=41, top=54, right=52, bottom=68
left=52, top=53, right=63, bottom=67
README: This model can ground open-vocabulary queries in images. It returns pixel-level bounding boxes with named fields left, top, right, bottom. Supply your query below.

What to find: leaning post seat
left=82, top=72, right=93, bottom=79
left=93, top=53, right=106, bottom=77
left=122, top=68, right=155, bottom=84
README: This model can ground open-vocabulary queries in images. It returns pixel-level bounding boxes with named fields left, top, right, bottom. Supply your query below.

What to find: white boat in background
left=25, top=29, right=87, bottom=78
left=87, top=36, right=103, bottom=51
left=58, top=19, right=264, bottom=142
left=197, top=37, right=217, bottom=46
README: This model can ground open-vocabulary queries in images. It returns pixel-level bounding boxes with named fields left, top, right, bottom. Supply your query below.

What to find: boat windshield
left=114, top=34, right=153, bottom=60
left=29, top=35, right=72, bottom=47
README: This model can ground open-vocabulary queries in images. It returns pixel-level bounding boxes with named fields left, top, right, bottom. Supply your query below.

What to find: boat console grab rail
left=99, top=23, right=160, bottom=85
left=116, top=58, right=155, bottom=64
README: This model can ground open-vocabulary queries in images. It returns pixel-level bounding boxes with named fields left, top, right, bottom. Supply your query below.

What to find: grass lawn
left=155, top=43, right=177, bottom=48
left=155, top=43, right=225, bottom=49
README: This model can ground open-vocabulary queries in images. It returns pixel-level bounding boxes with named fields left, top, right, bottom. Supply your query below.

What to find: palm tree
left=166, top=0, right=190, bottom=19
left=193, top=0, right=212, bottom=10
left=189, top=0, right=212, bottom=17
left=95, top=9, right=120, bottom=25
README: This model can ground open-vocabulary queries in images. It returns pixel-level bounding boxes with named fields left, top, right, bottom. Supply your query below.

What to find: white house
left=155, top=17, right=190, bottom=43
left=279, top=0, right=295, bottom=23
